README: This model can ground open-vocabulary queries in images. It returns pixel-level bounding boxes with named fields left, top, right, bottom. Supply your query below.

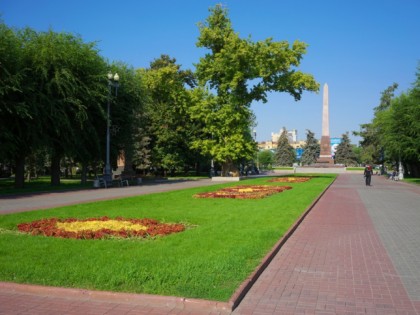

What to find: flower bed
left=17, top=216, right=185, bottom=240
left=193, top=185, right=292, bottom=199
left=268, top=177, right=312, bottom=183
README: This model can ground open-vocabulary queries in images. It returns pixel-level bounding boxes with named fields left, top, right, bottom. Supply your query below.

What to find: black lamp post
left=104, top=72, right=119, bottom=183
left=253, top=129, right=259, bottom=171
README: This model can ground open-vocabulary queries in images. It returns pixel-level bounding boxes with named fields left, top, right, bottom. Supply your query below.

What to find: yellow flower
left=56, top=220, right=148, bottom=233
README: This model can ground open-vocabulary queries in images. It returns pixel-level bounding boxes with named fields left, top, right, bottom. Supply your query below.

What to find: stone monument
left=317, top=83, right=334, bottom=164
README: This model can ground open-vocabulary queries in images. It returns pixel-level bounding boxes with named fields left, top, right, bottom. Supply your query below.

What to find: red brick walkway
left=233, top=174, right=419, bottom=314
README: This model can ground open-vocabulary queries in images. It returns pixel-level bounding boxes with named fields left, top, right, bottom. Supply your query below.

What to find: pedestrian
left=364, top=165, right=373, bottom=186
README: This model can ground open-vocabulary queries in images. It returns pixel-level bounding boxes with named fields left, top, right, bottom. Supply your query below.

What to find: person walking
left=364, top=165, right=373, bottom=186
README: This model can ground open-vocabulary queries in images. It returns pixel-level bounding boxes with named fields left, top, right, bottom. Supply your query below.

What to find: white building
left=271, top=128, right=298, bottom=143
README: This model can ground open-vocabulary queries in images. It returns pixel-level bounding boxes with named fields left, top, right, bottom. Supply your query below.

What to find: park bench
left=115, top=175, right=129, bottom=187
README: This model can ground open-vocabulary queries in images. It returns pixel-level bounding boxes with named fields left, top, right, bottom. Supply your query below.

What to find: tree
left=0, top=24, right=109, bottom=187
left=0, top=23, right=32, bottom=187
left=275, top=129, right=295, bottom=166
left=104, top=62, right=146, bottom=178
left=355, top=83, right=399, bottom=166
left=376, top=90, right=420, bottom=176
left=258, top=150, right=274, bottom=169
left=25, top=30, right=108, bottom=186
left=357, top=66, right=420, bottom=176
left=335, top=133, right=357, bottom=166
left=192, top=5, right=319, bottom=176
left=142, top=55, right=197, bottom=175
left=300, top=130, right=320, bottom=165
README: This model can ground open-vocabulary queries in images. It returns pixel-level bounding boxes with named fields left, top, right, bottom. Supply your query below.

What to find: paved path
left=0, top=179, right=220, bottom=214
left=1, top=174, right=419, bottom=314
left=233, top=174, right=420, bottom=315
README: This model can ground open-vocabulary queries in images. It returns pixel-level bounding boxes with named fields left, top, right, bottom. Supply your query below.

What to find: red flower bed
left=17, top=216, right=185, bottom=240
left=268, top=177, right=312, bottom=183
left=193, top=185, right=292, bottom=199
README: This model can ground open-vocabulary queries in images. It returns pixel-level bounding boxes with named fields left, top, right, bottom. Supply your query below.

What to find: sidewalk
left=233, top=174, right=420, bottom=314
left=0, top=178, right=219, bottom=214
left=1, top=174, right=419, bottom=314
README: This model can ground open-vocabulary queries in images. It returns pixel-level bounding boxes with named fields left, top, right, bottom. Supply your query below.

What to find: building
left=271, top=128, right=297, bottom=143
left=258, top=128, right=305, bottom=151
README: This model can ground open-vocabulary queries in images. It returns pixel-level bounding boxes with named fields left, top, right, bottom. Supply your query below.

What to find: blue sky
left=1, top=0, right=419, bottom=143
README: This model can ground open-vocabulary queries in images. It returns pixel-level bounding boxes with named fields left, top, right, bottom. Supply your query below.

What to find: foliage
left=300, top=129, right=320, bottom=165
left=258, top=150, right=274, bottom=169
left=192, top=5, right=319, bottom=175
left=357, top=66, right=420, bottom=176
left=142, top=55, right=198, bottom=175
left=355, top=83, right=399, bottom=165
left=334, top=133, right=358, bottom=166
left=0, top=23, right=108, bottom=187
left=107, top=62, right=146, bottom=175
left=275, top=129, right=296, bottom=166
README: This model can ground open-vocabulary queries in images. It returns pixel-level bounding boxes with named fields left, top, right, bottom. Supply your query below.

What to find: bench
left=94, top=176, right=110, bottom=188
left=118, top=177, right=129, bottom=187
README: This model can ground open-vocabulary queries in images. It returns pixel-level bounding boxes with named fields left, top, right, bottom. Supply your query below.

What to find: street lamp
left=253, top=129, right=259, bottom=172
left=104, top=72, right=119, bottom=183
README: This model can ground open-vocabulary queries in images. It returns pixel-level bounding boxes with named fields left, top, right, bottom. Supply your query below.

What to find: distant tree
left=192, top=5, right=319, bottom=176
left=354, top=83, right=399, bottom=166
left=275, top=129, right=295, bottom=166
left=335, top=133, right=357, bottom=166
left=258, top=150, right=274, bottom=169
left=376, top=88, right=420, bottom=176
left=300, top=130, right=320, bottom=165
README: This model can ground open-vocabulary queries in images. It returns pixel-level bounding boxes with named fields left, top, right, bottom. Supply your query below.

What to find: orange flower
left=193, top=185, right=292, bottom=199
left=268, top=177, right=311, bottom=183
left=17, top=216, right=185, bottom=240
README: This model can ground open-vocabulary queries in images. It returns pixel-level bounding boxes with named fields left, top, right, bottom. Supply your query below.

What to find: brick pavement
left=0, top=174, right=419, bottom=314
left=233, top=174, right=420, bottom=314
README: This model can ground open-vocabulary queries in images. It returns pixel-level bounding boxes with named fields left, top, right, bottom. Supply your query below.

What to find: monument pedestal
left=317, top=135, right=334, bottom=165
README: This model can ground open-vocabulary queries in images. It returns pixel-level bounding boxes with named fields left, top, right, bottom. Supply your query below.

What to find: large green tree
left=335, top=133, right=357, bottom=166
left=142, top=55, right=197, bottom=175
left=300, top=130, right=320, bottom=166
left=0, top=24, right=108, bottom=187
left=375, top=81, right=420, bottom=176
left=24, top=30, right=108, bottom=186
left=355, top=83, right=399, bottom=165
left=192, top=5, right=319, bottom=175
left=275, top=129, right=296, bottom=166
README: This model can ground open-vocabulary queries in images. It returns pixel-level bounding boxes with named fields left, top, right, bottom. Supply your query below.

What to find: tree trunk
left=221, top=160, right=239, bottom=177
left=80, top=163, right=88, bottom=185
left=14, top=154, right=26, bottom=189
left=51, top=153, right=61, bottom=186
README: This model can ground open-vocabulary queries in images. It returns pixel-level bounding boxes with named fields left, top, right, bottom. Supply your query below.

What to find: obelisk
left=317, top=83, right=333, bottom=164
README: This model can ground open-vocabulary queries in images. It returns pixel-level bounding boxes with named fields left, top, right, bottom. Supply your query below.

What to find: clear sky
left=1, top=0, right=419, bottom=143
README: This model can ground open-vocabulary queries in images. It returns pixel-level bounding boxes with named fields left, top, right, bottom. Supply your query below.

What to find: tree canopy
left=275, top=129, right=296, bottom=166
left=334, top=133, right=357, bottom=166
left=192, top=5, right=319, bottom=175
left=300, top=130, right=320, bottom=166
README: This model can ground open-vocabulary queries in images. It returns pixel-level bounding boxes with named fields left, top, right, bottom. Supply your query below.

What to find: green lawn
left=0, top=177, right=93, bottom=195
left=0, top=175, right=335, bottom=301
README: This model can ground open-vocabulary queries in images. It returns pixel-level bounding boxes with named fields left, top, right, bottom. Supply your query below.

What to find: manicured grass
left=0, top=175, right=335, bottom=301
left=346, top=167, right=364, bottom=171
left=0, top=177, right=92, bottom=195
left=273, top=167, right=294, bottom=170
left=403, top=177, right=420, bottom=185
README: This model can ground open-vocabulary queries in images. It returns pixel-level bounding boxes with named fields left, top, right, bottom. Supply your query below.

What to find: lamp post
left=253, top=129, right=259, bottom=172
left=104, top=72, right=119, bottom=183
